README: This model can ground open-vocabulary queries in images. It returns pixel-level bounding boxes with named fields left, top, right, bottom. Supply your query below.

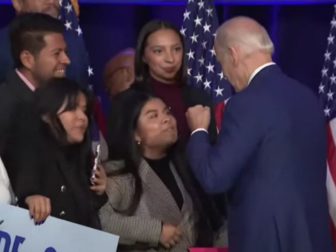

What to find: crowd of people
left=0, top=1, right=334, bottom=252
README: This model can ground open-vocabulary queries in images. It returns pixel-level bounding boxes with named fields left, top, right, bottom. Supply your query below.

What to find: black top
left=145, top=155, right=183, bottom=209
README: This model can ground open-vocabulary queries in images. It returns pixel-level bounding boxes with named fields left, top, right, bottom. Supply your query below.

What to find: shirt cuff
left=191, top=128, right=208, bottom=135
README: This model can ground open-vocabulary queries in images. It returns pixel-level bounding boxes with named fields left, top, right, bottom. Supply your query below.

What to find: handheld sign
left=0, top=203, right=119, bottom=252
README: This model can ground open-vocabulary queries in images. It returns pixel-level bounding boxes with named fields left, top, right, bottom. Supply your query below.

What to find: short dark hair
left=34, top=77, right=92, bottom=145
left=134, top=20, right=187, bottom=85
left=9, top=13, right=65, bottom=69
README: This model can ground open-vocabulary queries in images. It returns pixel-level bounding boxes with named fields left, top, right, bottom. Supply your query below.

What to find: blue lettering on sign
left=0, top=231, right=57, bottom=251
left=0, top=231, right=25, bottom=252
left=45, top=247, right=57, bottom=252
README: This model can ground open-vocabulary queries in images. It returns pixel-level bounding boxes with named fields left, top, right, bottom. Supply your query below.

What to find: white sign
left=0, top=203, right=119, bottom=252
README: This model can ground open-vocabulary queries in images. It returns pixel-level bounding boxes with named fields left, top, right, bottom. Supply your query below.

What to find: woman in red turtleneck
left=131, top=20, right=217, bottom=145
left=107, top=20, right=218, bottom=158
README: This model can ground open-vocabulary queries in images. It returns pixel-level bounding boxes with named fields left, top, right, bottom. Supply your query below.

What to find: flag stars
left=331, top=18, right=336, bottom=29
left=328, top=35, right=335, bottom=45
left=194, top=73, right=203, bottom=83
left=203, top=79, right=211, bottom=89
left=187, top=68, right=192, bottom=76
left=65, top=2, right=72, bottom=13
left=206, top=8, right=213, bottom=17
left=194, top=16, right=203, bottom=27
left=64, top=20, right=72, bottom=30
left=203, top=23, right=211, bottom=33
left=190, top=33, right=199, bottom=43
left=180, top=27, right=186, bottom=36
left=327, top=90, right=334, bottom=100
left=198, top=57, right=205, bottom=66
left=210, top=48, right=216, bottom=56
left=330, top=74, right=336, bottom=84
left=333, top=59, right=336, bottom=68
left=76, top=26, right=82, bottom=36
left=215, top=86, right=224, bottom=96
left=206, top=63, right=215, bottom=73
left=322, top=67, right=328, bottom=77
left=183, top=11, right=191, bottom=21
left=202, top=41, right=207, bottom=49
left=324, top=106, right=331, bottom=117
left=187, top=50, right=195, bottom=60
left=88, top=66, right=94, bottom=77
left=319, top=84, right=325, bottom=93
left=218, top=72, right=224, bottom=80
left=324, top=51, right=331, bottom=61
left=198, top=0, right=205, bottom=9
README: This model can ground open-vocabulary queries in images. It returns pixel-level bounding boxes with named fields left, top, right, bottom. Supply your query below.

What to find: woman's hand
left=159, top=223, right=182, bottom=249
left=90, top=164, right=107, bottom=195
left=25, top=194, right=51, bottom=224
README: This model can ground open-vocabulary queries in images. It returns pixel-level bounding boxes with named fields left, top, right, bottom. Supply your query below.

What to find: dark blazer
left=0, top=70, right=34, bottom=153
left=187, top=65, right=333, bottom=252
left=32, top=125, right=105, bottom=228
left=0, top=70, right=40, bottom=200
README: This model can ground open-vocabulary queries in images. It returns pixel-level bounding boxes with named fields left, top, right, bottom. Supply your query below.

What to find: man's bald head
left=104, top=48, right=135, bottom=97
left=12, top=0, right=60, bottom=18
left=214, top=17, right=274, bottom=92
left=215, top=16, right=274, bottom=56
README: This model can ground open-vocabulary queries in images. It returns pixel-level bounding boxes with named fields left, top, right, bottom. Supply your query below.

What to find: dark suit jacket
left=187, top=65, right=333, bottom=252
left=32, top=125, right=105, bottom=228
left=0, top=70, right=40, bottom=200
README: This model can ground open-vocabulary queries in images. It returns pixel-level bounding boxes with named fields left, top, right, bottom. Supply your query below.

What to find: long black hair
left=108, top=89, right=222, bottom=245
left=108, top=89, right=155, bottom=214
left=134, top=20, right=187, bottom=87
left=34, top=77, right=92, bottom=146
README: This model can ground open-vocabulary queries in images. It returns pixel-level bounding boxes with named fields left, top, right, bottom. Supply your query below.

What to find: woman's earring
left=137, top=140, right=141, bottom=145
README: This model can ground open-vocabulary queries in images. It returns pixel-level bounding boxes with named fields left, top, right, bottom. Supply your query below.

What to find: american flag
left=181, top=0, right=232, bottom=129
left=59, top=0, right=107, bottom=144
left=319, top=4, right=336, bottom=250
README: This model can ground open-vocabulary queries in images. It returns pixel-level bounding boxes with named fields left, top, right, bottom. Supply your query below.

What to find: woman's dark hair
left=108, top=89, right=157, bottom=214
left=34, top=77, right=92, bottom=145
left=108, top=90, right=222, bottom=243
left=134, top=20, right=187, bottom=86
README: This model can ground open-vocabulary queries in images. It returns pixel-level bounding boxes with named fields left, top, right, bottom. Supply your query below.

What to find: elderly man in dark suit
left=186, top=16, right=333, bottom=252
left=0, top=13, right=70, bottom=222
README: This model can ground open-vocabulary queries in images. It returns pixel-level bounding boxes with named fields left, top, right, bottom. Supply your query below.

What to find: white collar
left=247, top=62, right=276, bottom=86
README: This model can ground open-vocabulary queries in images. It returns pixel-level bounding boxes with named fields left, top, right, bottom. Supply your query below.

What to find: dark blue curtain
left=0, top=3, right=332, bottom=102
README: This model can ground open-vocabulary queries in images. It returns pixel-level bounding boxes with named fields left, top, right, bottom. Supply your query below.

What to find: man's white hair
left=216, top=16, right=274, bottom=56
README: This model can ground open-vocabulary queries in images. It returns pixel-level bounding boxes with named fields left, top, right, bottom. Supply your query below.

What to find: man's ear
left=229, top=46, right=239, bottom=67
left=20, top=50, right=35, bottom=70
left=12, top=0, right=22, bottom=13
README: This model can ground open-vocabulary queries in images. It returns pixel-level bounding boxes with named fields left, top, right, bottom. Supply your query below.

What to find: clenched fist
left=186, top=105, right=210, bottom=132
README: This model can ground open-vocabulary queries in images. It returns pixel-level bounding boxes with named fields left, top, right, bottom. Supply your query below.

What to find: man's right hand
left=25, top=195, right=51, bottom=224
left=159, top=223, right=182, bottom=249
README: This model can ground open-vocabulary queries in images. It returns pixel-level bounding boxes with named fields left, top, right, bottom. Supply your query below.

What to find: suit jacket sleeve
left=0, top=89, right=16, bottom=155
left=99, top=176, right=162, bottom=246
left=187, top=96, right=263, bottom=193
